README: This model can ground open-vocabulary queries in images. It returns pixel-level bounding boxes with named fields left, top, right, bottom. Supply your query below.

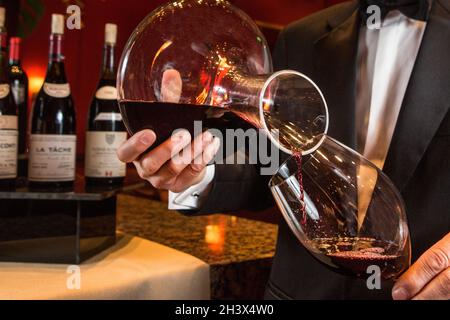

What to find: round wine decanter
left=269, top=136, right=411, bottom=279
left=117, top=0, right=328, bottom=155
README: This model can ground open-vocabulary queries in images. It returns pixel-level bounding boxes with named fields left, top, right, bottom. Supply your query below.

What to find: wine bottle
left=85, top=23, right=126, bottom=187
left=29, top=14, right=76, bottom=191
left=0, top=7, right=18, bottom=189
left=9, top=37, right=29, bottom=178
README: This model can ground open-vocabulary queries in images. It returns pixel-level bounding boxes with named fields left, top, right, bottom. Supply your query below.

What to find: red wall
left=21, top=0, right=347, bottom=154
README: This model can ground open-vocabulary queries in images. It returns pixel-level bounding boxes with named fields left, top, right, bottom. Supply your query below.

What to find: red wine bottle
left=85, top=23, right=126, bottom=187
left=29, top=14, right=76, bottom=191
left=0, top=8, right=18, bottom=190
left=9, top=37, right=29, bottom=178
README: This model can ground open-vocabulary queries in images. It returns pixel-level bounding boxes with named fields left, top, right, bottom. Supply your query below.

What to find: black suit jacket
left=196, top=0, right=450, bottom=299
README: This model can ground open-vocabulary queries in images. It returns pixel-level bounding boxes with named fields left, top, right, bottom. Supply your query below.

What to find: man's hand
left=117, top=68, right=220, bottom=193
left=117, top=129, right=220, bottom=193
left=392, top=232, right=450, bottom=300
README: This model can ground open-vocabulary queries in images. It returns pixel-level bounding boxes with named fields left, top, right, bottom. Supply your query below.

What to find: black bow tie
left=360, top=0, right=430, bottom=22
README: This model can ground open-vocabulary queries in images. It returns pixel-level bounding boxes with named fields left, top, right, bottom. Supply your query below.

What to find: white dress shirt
left=168, top=164, right=215, bottom=210
left=356, top=10, right=426, bottom=227
left=357, top=10, right=427, bottom=167
left=169, top=10, right=427, bottom=211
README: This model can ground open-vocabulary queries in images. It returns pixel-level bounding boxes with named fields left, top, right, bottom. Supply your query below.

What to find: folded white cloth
left=0, top=235, right=210, bottom=300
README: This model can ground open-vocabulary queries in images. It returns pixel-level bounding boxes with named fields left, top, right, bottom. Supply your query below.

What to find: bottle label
left=0, top=115, right=18, bottom=179
left=0, top=84, right=10, bottom=99
left=29, top=134, right=76, bottom=182
left=0, top=115, right=18, bottom=129
left=11, top=82, right=26, bottom=105
left=43, top=83, right=71, bottom=98
left=95, top=86, right=117, bottom=100
left=85, top=131, right=127, bottom=178
left=94, top=112, right=123, bottom=122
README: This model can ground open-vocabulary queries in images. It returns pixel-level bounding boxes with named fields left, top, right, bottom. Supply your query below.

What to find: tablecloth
left=0, top=235, right=210, bottom=300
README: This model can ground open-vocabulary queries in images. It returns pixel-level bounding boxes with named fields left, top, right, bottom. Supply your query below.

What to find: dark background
left=3, top=0, right=346, bottom=155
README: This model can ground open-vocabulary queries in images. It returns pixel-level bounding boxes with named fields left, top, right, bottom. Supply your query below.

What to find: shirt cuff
left=168, top=165, right=215, bottom=210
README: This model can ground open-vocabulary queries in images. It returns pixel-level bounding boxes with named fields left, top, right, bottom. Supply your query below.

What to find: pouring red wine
left=287, top=146, right=409, bottom=280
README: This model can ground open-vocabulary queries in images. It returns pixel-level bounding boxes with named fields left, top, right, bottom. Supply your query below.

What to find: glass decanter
left=117, top=0, right=328, bottom=155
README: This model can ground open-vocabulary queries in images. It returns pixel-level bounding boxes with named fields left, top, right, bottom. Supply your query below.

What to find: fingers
left=412, top=267, right=450, bottom=300
left=161, top=69, right=182, bottom=103
left=147, top=131, right=213, bottom=189
left=119, top=126, right=220, bottom=193
left=392, top=232, right=450, bottom=300
left=117, top=129, right=156, bottom=163
left=170, top=136, right=220, bottom=192
left=136, top=129, right=192, bottom=179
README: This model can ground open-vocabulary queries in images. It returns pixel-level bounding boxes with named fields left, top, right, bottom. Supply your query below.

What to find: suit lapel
left=313, top=1, right=360, bottom=148
left=383, top=1, right=450, bottom=190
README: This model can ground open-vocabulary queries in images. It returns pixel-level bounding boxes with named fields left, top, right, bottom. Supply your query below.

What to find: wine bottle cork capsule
left=52, top=14, right=65, bottom=35
left=0, top=7, right=5, bottom=28
left=105, top=23, right=118, bottom=45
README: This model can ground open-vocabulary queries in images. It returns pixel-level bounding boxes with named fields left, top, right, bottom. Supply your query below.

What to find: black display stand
left=0, top=178, right=144, bottom=264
